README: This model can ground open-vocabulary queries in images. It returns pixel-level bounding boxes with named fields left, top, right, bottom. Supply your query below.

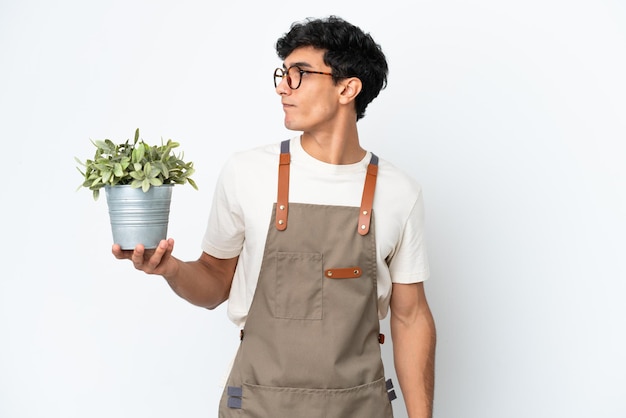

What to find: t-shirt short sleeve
left=201, top=156, right=245, bottom=259
left=386, top=190, right=430, bottom=284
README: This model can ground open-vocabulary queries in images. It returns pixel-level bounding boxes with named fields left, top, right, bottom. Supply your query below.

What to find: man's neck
left=300, top=127, right=365, bottom=165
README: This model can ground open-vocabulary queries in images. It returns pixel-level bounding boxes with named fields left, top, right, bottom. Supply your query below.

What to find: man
left=113, top=16, right=436, bottom=418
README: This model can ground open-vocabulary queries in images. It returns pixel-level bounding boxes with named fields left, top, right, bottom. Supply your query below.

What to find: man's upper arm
left=197, top=251, right=239, bottom=301
left=390, top=282, right=429, bottom=322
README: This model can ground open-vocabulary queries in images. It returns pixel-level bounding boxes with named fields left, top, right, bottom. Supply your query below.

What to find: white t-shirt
left=202, top=137, right=429, bottom=327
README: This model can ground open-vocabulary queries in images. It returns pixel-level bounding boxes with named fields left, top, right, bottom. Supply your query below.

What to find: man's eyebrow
left=283, top=61, right=314, bottom=69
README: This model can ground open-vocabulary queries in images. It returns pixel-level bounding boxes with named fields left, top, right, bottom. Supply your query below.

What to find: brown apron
left=219, top=140, right=395, bottom=417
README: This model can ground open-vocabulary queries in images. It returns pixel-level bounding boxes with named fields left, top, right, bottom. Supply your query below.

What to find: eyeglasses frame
left=274, top=65, right=334, bottom=89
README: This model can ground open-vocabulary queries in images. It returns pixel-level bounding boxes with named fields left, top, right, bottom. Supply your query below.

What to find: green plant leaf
left=132, top=145, right=145, bottom=163
left=113, top=163, right=124, bottom=178
left=153, top=161, right=168, bottom=179
left=90, top=177, right=103, bottom=188
left=101, top=170, right=112, bottom=184
left=129, top=171, right=143, bottom=180
left=93, top=139, right=108, bottom=149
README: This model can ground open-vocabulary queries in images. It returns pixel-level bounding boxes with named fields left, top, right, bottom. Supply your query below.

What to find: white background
left=1, top=1, right=625, bottom=417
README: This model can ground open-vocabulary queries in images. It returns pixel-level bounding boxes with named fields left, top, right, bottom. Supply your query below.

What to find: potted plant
left=76, top=128, right=198, bottom=249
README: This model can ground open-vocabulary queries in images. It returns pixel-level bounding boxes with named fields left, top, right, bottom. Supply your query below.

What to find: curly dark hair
left=275, top=16, right=388, bottom=121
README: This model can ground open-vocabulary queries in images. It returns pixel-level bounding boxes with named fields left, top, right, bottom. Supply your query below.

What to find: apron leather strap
left=275, top=140, right=290, bottom=230
left=275, top=140, right=379, bottom=235
left=358, top=153, right=378, bottom=235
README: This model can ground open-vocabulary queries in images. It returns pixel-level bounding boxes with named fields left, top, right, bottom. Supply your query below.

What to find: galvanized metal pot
left=105, top=184, right=173, bottom=250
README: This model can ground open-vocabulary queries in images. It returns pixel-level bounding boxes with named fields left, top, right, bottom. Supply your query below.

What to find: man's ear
left=338, top=77, right=362, bottom=104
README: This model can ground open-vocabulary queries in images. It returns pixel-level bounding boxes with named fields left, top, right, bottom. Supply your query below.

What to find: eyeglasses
left=274, top=66, right=333, bottom=89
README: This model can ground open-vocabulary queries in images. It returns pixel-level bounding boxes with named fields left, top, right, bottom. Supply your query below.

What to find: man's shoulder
left=222, top=140, right=285, bottom=173
left=230, top=141, right=281, bottom=160
left=376, top=156, right=423, bottom=196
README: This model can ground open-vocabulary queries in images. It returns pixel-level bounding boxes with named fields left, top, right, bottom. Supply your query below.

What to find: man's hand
left=112, top=238, right=180, bottom=279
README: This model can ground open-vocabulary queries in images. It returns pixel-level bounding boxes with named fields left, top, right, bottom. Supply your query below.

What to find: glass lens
left=287, top=66, right=302, bottom=89
left=274, top=68, right=285, bottom=88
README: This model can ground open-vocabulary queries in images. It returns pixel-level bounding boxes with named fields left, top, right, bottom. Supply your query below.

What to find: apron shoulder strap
left=358, top=153, right=378, bottom=236
left=275, top=140, right=290, bottom=230
left=275, top=141, right=379, bottom=235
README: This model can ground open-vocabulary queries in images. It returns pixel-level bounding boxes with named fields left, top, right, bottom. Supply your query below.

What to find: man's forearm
left=391, top=304, right=436, bottom=418
left=164, top=255, right=238, bottom=310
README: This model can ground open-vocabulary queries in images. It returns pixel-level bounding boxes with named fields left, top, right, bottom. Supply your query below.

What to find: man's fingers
left=146, top=240, right=169, bottom=270
left=112, top=240, right=175, bottom=275
left=112, top=244, right=133, bottom=260
left=131, top=244, right=147, bottom=269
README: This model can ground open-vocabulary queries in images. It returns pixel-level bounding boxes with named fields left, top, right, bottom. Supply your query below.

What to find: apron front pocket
left=241, top=378, right=392, bottom=418
left=273, top=252, right=323, bottom=320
